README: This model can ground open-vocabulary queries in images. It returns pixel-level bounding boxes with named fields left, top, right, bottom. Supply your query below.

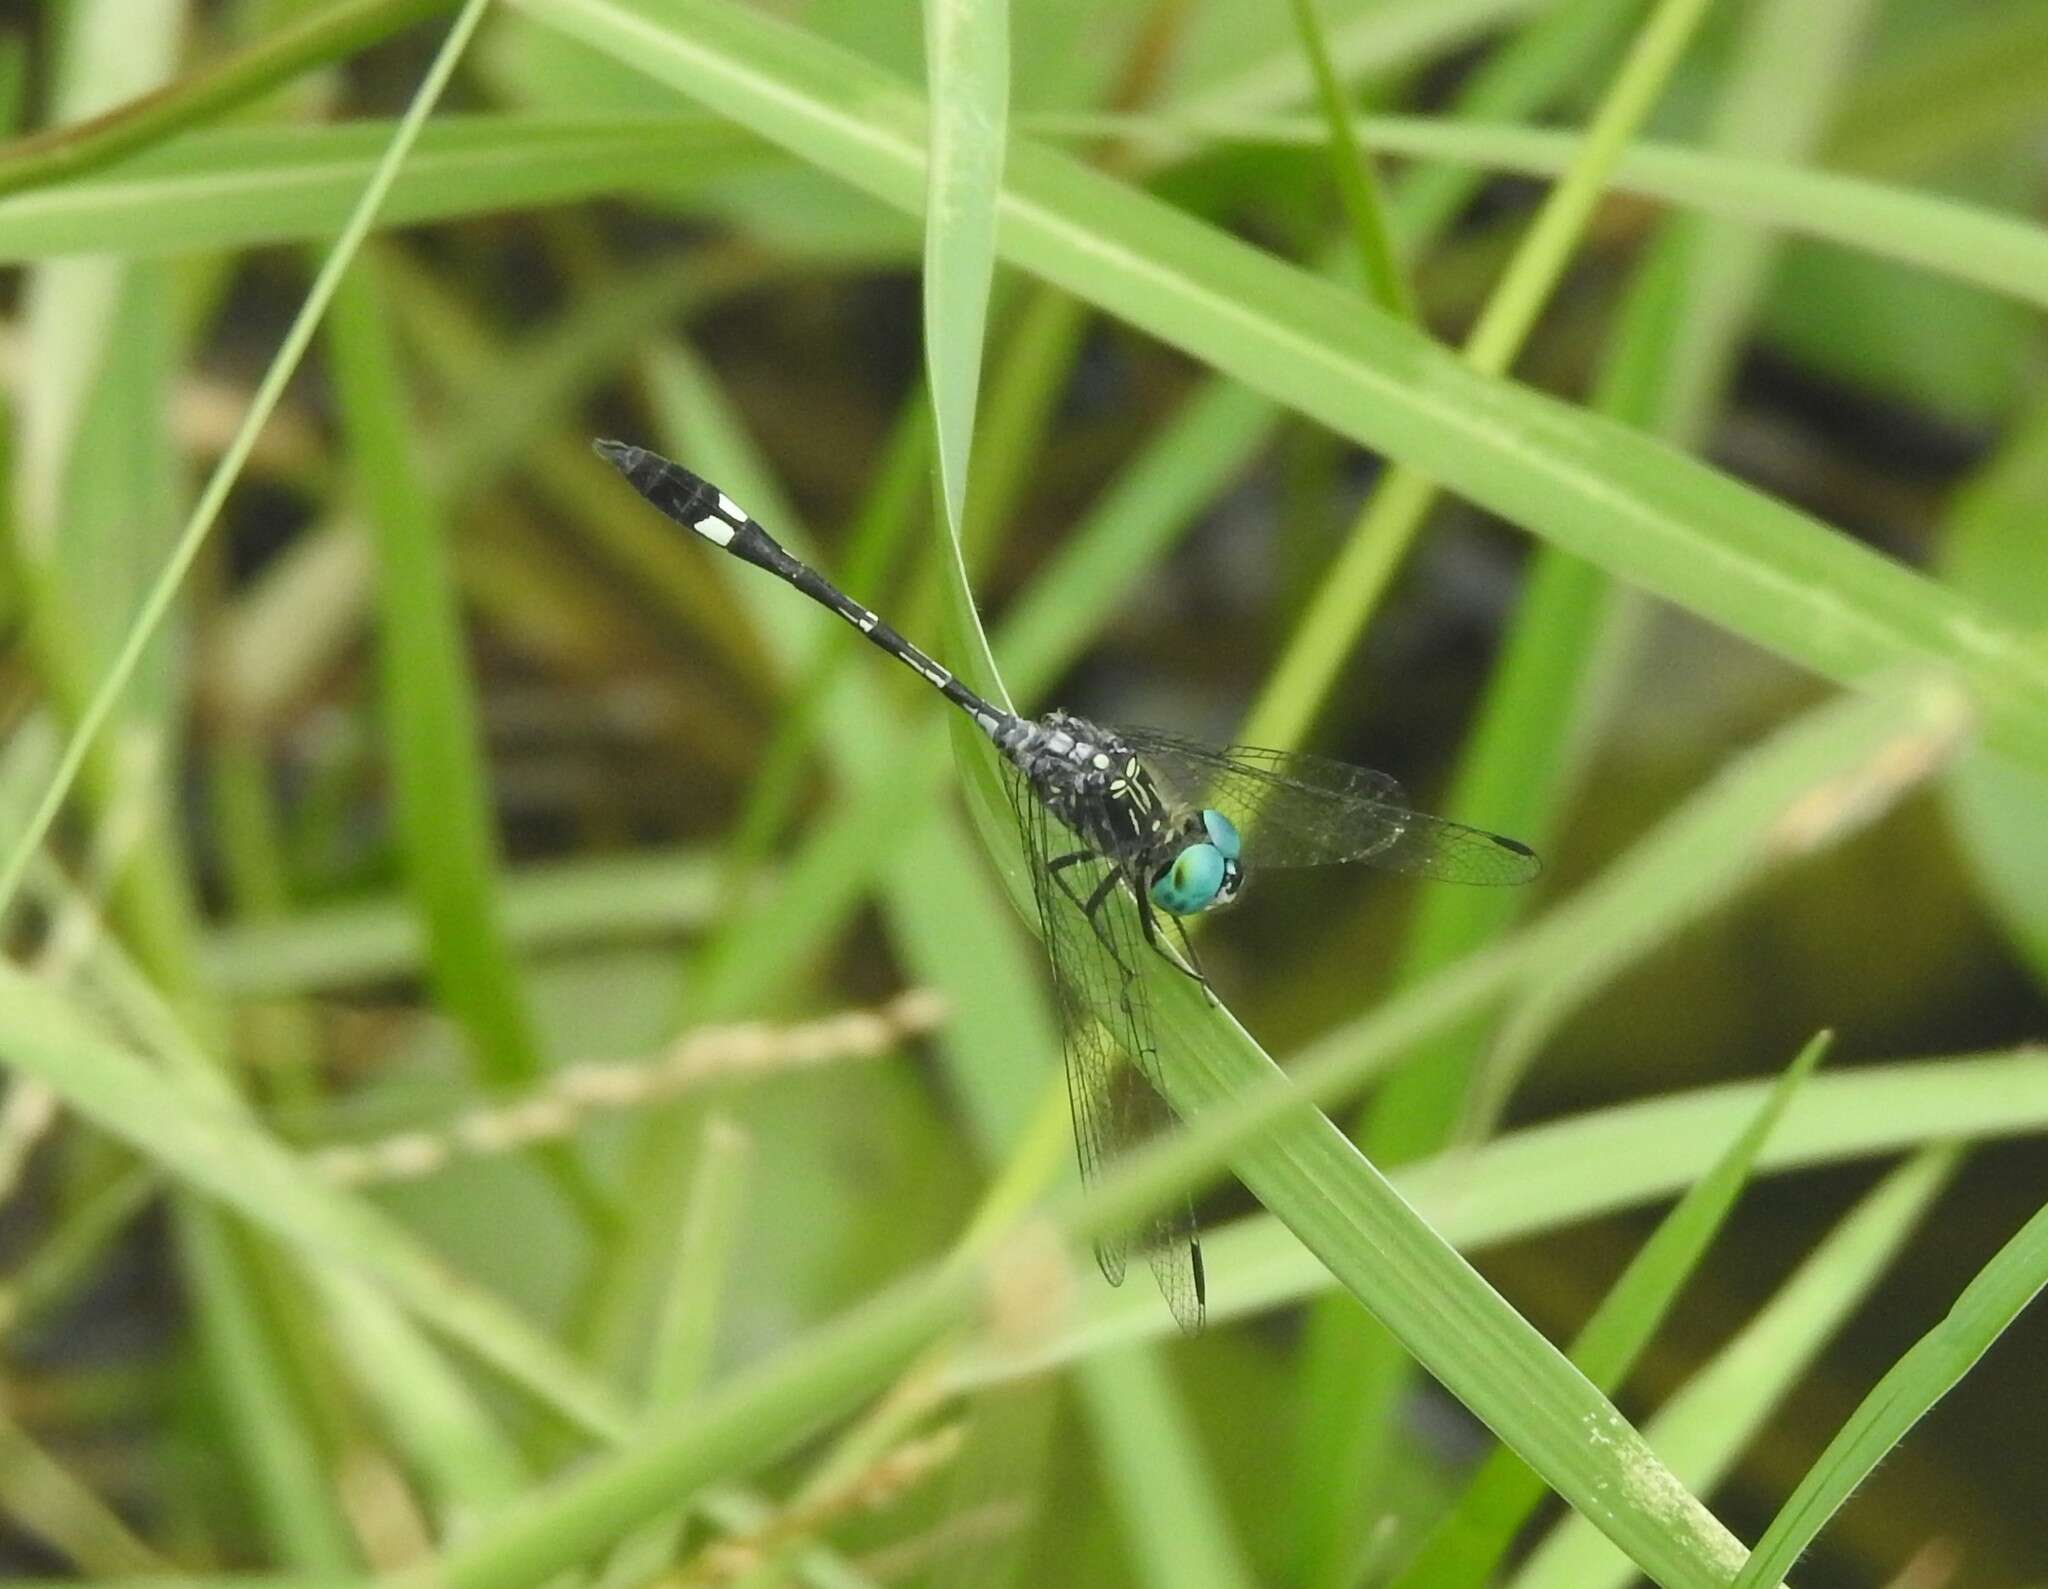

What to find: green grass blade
left=1389, top=1031, right=1832, bottom=1589
left=920, top=0, right=1008, bottom=535
left=592, top=1115, right=757, bottom=1589
left=393, top=1268, right=975, bottom=1589
left=11, top=112, right=2048, bottom=322
left=1285, top=0, right=1412, bottom=318
left=317, top=1273, right=532, bottom=1520
left=0, top=116, right=767, bottom=263
left=1382, top=0, right=1642, bottom=246
left=1023, top=110, right=2048, bottom=319
left=179, top=1210, right=359, bottom=1569
left=1730, top=1186, right=2048, bottom=1587
left=0, top=0, right=493, bottom=927
left=327, top=260, right=607, bottom=1223
left=1285, top=5, right=1689, bottom=1549
left=1171, top=0, right=1555, bottom=122
left=647, top=1115, right=754, bottom=1407
left=201, top=847, right=721, bottom=996
left=0, top=1402, right=166, bottom=1572
left=0, top=0, right=451, bottom=199
left=950, top=1050, right=2048, bottom=1368
left=1512, top=1146, right=1958, bottom=1589
left=1078, top=1346, right=1260, bottom=1589
left=512, top=0, right=2048, bottom=783
left=1240, top=0, right=1718, bottom=753
left=0, top=957, right=632, bottom=1441
left=1938, top=402, right=2048, bottom=983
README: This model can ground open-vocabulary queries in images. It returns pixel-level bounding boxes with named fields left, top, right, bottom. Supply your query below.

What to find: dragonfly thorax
left=1002, top=712, right=1244, bottom=916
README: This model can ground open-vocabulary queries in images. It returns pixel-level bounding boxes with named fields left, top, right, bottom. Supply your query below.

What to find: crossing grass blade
left=1510, top=1147, right=1958, bottom=1589
left=942, top=1049, right=2048, bottom=1374
left=1728, top=1187, right=2048, bottom=1588
left=1387, top=1032, right=1832, bottom=1589
left=510, top=0, right=2048, bottom=785
left=7, top=112, right=2046, bottom=321
left=1024, top=111, right=2048, bottom=318
left=0, top=0, right=494, bottom=926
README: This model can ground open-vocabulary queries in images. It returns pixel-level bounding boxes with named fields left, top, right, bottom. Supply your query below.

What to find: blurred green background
left=1, top=0, right=2046, bottom=1586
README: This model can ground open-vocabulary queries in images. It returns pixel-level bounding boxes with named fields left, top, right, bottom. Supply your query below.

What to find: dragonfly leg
left=1134, top=891, right=1209, bottom=989
left=1166, top=914, right=1218, bottom=1004
left=1048, top=850, right=1141, bottom=980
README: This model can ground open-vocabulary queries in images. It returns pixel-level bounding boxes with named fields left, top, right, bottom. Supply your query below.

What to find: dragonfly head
left=1149, top=809, right=1243, bottom=916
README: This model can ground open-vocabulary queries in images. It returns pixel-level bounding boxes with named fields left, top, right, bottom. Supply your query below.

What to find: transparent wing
left=1115, top=727, right=1541, bottom=885
left=1002, top=763, right=1204, bottom=1335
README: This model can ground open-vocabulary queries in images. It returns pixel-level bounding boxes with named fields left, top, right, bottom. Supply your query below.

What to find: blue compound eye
left=1202, top=808, right=1241, bottom=860
left=1151, top=842, right=1228, bottom=916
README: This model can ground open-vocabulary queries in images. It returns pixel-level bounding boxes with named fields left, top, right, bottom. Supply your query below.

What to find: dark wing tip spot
left=1496, top=836, right=1536, bottom=858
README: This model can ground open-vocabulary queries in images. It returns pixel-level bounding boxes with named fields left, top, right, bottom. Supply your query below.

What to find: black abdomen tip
left=593, top=437, right=718, bottom=527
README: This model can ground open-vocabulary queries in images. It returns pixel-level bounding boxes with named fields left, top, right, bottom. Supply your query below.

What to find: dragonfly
left=596, top=438, right=1540, bottom=1333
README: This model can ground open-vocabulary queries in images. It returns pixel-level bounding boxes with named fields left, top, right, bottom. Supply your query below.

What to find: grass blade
left=1388, top=1031, right=1832, bottom=1589
left=328, top=259, right=606, bottom=1222
left=921, top=0, right=1008, bottom=535
left=1240, top=0, right=1718, bottom=753
left=1285, top=0, right=1413, bottom=317
left=0, top=0, right=451, bottom=199
left=1730, top=1189, right=2048, bottom=1587
left=512, top=0, right=2048, bottom=781
left=1512, top=1146, right=1958, bottom=1589
left=0, top=0, right=493, bottom=925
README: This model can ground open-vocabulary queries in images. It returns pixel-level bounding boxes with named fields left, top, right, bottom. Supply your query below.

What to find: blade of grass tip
left=1729, top=1186, right=2048, bottom=1588
left=0, top=0, right=491, bottom=927
left=1510, top=1145, right=1959, bottom=1589
left=327, top=259, right=614, bottom=1229
left=922, top=0, right=1009, bottom=539
left=1388, top=1031, right=1834, bottom=1589
left=1285, top=0, right=1414, bottom=318
left=0, top=0, right=454, bottom=199
left=1240, top=0, right=1719, bottom=754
